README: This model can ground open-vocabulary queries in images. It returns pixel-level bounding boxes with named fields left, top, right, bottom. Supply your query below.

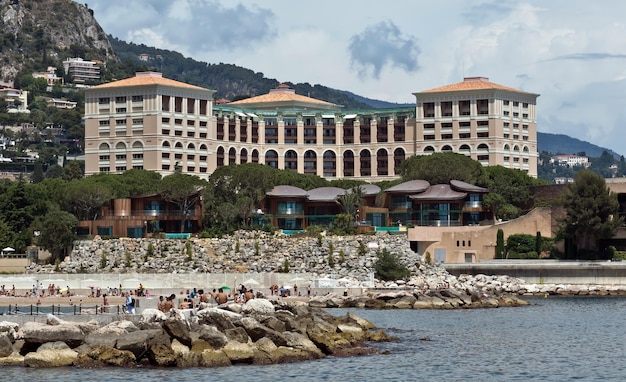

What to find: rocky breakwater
left=0, top=299, right=391, bottom=368
left=310, top=286, right=528, bottom=310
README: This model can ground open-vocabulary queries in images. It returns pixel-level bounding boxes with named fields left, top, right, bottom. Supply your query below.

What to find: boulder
left=242, top=299, right=275, bottom=315
left=75, top=346, right=136, bottom=367
left=141, top=308, right=167, bottom=323
left=162, top=318, right=192, bottom=347
left=146, top=334, right=176, bottom=366
left=20, top=322, right=87, bottom=348
left=197, top=325, right=228, bottom=349
left=115, top=328, right=164, bottom=359
left=0, top=333, right=14, bottom=357
left=282, top=331, right=324, bottom=357
left=222, top=341, right=255, bottom=363
left=239, top=317, right=288, bottom=346
left=0, top=321, right=19, bottom=342
left=199, top=349, right=231, bottom=367
left=223, top=327, right=250, bottom=343
left=196, top=308, right=240, bottom=331
left=23, top=341, right=78, bottom=368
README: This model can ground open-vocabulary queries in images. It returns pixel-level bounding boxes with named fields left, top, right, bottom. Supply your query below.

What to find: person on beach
left=216, top=288, right=228, bottom=304
left=125, top=292, right=136, bottom=314
left=157, top=295, right=165, bottom=312
left=102, top=294, right=109, bottom=313
left=163, top=294, right=175, bottom=313
left=307, top=285, right=311, bottom=297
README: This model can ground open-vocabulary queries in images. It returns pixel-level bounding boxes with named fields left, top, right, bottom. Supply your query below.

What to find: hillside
left=537, top=132, right=621, bottom=158
left=108, top=36, right=377, bottom=110
left=0, top=0, right=115, bottom=84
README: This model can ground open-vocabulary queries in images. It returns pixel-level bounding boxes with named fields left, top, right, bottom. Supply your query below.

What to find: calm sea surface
left=3, top=297, right=626, bottom=381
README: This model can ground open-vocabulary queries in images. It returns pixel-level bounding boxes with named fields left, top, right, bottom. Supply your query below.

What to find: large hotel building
left=84, top=73, right=539, bottom=180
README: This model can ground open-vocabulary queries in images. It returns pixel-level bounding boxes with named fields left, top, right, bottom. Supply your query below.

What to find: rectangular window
left=441, top=122, right=453, bottom=129
left=424, top=123, right=435, bottom=129
left=115, top=96, right=126, bottom=103
left=503, top=100, right=510, bottom=105
left=162, top=164, right=170, bottom=171
left=116, top=107, right=126, bottom=113
left=459, top=122, right=470, bottom=128
left=175, top=119, right=183, bottom=125
left=99, top=155, right=109, bottom=160
left=513, top=157, right=519, bottom=162
left=116, top=166, right=126, bottom=172
left=132, top=95, right=143, bottom=102
left=132, top=153, right=143, bottom=159
left=162, top=152, right=170, bottom=158
left=513, top=135, right=519, bottom=139
left=424, top=135, right=435, bottom=140
left=523, top=158, right=529, bottom=163
left=522, top=113, right=528, bottom=118
left=162, top=117, right=170, bottom=124
left=459, top=133, right=470, bottom=139
left=477, top=132, right=489, bottom=138
left=504, top=156, right=510, bottom=161
left=513, top=101, right=519, bottom=107
left=116, top=154, right=127, bottom=160
left=187, top=132, right=195, bottom=137
left=99, top=166, right=109, bottom=172
left=99, top=120, right=110, bottom=126
left=513, top=112, right=519, bottom=117
left=98, top=97, right=110, bottom=104
left=504, top=133, right=510, bottom=138
left=441, top=134, right=453, bottom=140
left=115, top=119, right=126, bottom=125
left=523, top=103, right=529, bottom=108
left=132, top=118, right=143, bottom=125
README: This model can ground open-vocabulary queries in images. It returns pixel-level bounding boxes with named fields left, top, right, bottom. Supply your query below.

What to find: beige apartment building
left=84, top=73, right=539, bottom=181
left=414, top=76, right=539, bottom=177
left=84, top=72, right=215, bottom=177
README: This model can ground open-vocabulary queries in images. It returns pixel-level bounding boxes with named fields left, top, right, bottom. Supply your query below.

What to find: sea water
left=3, top=297, right=626, bottom=381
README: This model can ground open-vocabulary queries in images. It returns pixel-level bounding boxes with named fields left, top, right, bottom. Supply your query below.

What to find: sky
left=90, top=0, right=626, bottom=156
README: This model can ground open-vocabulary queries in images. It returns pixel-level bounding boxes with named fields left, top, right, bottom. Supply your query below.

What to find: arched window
left=228, top=147, right=236, bottom=164
left=323, top=150, right=336, bottom=177
left=216, top=146, right=225, bottom=167
left=304, top=150, right=317, bottom=174
left=265, top=149, right=278, bottom=168
left=241, top=148, right=248, bottom=164
left=343, top=150, right=354, bottom=177
left=285, top=150, right=298, bottom=170
left=360, top=149, right=371, bottom=176
left=393, top=148, right=405, bottom=175
left=424, top=146, right=435, bottom=153
left=441, top=145, right=453, bottom=152
left=376, top=148, right=388, bottom=176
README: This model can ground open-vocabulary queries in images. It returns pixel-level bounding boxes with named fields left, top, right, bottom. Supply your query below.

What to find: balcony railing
left=103, top=210, right=199, bottom=217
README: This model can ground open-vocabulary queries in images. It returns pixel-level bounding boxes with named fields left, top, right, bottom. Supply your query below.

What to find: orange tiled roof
left=229, top=92, right=335, bottom=106
left=229, top=84, right=335, bottom=106
left=92, top=72, right=207, bottom=91
left=421, top=77, right=523, bottom=93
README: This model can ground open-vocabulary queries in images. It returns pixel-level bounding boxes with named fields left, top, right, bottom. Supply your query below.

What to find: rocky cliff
left=0, top=0, right=116, bottom=84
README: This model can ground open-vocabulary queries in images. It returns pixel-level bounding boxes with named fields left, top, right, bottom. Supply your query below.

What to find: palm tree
left=336, top=186, right=364, bottom=217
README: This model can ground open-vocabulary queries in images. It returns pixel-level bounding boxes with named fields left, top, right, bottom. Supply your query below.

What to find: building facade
left=84, top=73, right=539, bottom=181
left=62, top=57, right=101, bottom=84
left=84, top=72, right=215, bottom=177
left=213, top=84, right=417, bottom=182
left=413, top=77, right=539, bottom=177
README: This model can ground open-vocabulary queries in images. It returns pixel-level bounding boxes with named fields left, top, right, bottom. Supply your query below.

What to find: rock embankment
left=0, top=299, right=390, bottom=368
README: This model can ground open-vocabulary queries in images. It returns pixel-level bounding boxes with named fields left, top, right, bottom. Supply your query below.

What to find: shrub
left=125, top=251, right=131, bottom=268
left=328, top=252, right=335, bottom=267
left=424, top=251, right=432, bottom=265
left=100, top=252, right=107, bottom=269
left=358, top=241, right=366, bottom=257
left=374, top=248, right=410, bottom=281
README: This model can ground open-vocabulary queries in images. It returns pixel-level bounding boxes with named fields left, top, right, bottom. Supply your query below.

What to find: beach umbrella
left=243, top=278, right=260, bottom=286
left=290, top=276, right=305, bottom=282
left=220, top=286, right=231, bottom=290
